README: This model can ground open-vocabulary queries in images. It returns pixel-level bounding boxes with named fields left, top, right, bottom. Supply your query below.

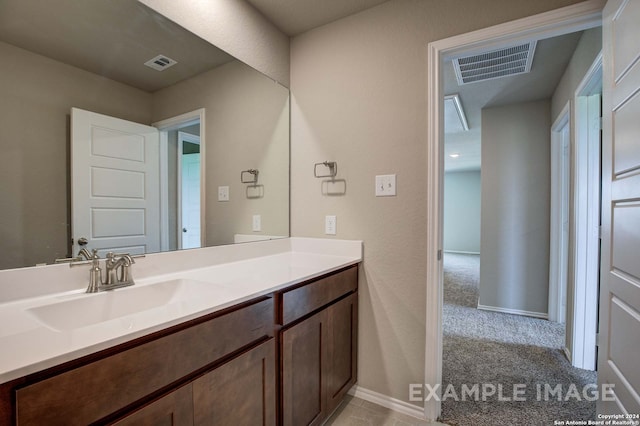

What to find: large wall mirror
left=0, top=0, right=290, bottom=270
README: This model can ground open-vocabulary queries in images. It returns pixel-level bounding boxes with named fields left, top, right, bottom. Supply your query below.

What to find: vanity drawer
left=15, top=296, right=274, bottom=426
left=281, top=265, right=357, bottom=325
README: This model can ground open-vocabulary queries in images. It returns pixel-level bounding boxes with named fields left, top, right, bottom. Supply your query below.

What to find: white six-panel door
left=598, top=0, right=640, bottom=415
left=71, top=108, right=161, bottom=257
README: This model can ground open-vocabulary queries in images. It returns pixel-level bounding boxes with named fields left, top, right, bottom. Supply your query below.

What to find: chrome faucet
left=82, top=251, right=137, bottom=293
left=105, top=252, right=135, bottom=287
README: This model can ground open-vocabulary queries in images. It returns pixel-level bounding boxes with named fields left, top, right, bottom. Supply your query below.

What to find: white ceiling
left=444, top=31, right=584, bottom=172
left=246, top=0, right=390, bottom=36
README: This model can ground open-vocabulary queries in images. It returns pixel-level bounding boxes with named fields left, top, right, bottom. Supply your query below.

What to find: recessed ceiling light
left=449, top=153, right=460, bottom=158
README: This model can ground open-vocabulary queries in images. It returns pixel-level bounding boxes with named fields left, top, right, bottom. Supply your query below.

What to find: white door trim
left=571, top=53, right=602, bottom=371
left=549, top=101, right=571, bottom=324
left=153, top=109, right=206, bottom=250
left=425, top=1, right=604, bottom=420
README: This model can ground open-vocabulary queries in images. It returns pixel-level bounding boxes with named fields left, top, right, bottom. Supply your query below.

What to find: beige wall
left=1, top=36, right=289, bottom=268
left=138, top=0, right=290, bottom=87
left=551, top=27, right=603, bottom=119
left=290, top=0, right=584, bottom=405
left=152, top=60, right=290, bottom=246
left=0, top=41, right=152, bottom=270
left=550, top=26, right=602, bottom=356
left=479, top=100, right=551, bottom=315
left=444, top=171, right=481, bottom=253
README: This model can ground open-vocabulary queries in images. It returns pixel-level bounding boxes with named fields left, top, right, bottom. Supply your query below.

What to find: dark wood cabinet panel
left=193, top=339, right=276, bottom=426
left=281, top=311, right=325, bottom=426
left=112, top=384, right=194, bottom=426
left=281, top=291, right=358, bottom=426
left=15, top=297, right=273, bottom=425
left=326, top=293, right=358, bottom=414
left=281, top=266, right=357, bottom=325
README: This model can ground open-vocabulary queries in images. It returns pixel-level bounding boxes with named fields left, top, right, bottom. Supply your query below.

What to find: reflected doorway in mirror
left=154, top=109, right=206, bottom=252
left=179, top=131, right=202, bottom=250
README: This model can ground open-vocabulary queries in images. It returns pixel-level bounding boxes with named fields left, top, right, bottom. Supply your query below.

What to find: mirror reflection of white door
left=71, top=108, right=161, bottom=257
left=178, top=131, right=201, bottom=249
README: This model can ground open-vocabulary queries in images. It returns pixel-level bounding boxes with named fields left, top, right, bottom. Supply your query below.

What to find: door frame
left=571, top=53, right=602, bottom=371
left=549, top=102, right=571, bottom=325
left=153, top=108, right=206, bottom=251
left=424, top=1, right=604, bottom=420
left=177, top=131, right=201, bottom=249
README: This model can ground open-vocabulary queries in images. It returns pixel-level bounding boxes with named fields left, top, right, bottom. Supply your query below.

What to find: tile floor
left=324, top=396, right=449, bottom=426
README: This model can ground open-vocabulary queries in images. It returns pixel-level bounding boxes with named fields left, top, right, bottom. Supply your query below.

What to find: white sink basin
left=27, top=279, right=215, bottom=331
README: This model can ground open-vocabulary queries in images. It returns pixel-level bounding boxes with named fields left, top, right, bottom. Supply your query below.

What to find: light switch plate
left=252, top=215, right=261, bottom=232
left=218, top=186, right=229, bottom=201
left=325, top=215, right=337, bottom=235
left=375, top=174, right=396, bottom=196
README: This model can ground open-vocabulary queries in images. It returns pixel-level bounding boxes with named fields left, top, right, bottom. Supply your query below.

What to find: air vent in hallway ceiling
left=144, top=54, right=177, bottom=71
left=453, top=41, right=537, bottom=85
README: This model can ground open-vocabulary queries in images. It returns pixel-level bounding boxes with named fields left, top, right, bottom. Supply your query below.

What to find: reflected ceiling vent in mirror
left=444, top=94, right=469, bottom=133
left=144, top=54, right=178, bottom=71
left=453, top=41, right=537, bottom=85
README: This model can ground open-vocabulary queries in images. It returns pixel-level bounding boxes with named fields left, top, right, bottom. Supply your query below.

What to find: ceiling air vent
left=453, top=41, right=537, bottom=85
left=144, top=54, right=177, bottom=71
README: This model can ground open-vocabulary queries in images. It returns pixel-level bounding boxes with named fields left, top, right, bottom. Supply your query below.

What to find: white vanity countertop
left=0, top=238, right=362, bottom=384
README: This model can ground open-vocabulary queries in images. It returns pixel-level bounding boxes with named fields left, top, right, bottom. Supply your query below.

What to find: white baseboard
left=443, top=250, right=480, bottom=255
left=477, top=303, right=548, bottom=319
left=348, top=385, right=425, bottom=420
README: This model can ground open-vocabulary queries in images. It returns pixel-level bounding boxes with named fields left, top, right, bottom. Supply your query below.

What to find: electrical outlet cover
left=218, top=186, right=229, bottom=201
left=375, top=174, right=396, bottom=196
left=325, top=215, right=337, bottom=235
left=252, top=215, right=261, bottom=232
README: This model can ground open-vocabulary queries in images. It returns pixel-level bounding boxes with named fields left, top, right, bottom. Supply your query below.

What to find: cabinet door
left=325, top=293, right=358, bottom=414
left=193, top=339, right=276, bottom=426
left=281, top=310, right=326, bottom=426
left=112, top=384, right=193, bottom=426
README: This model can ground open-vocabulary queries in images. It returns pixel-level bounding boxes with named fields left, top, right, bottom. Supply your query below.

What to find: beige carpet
left=440, top=253, right=597, bottom=426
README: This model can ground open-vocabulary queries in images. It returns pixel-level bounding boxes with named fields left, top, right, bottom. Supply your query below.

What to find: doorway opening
left=178, top=131, right=202, bottom=250
left=425, top=1, right=604, bottom=421
left=153, top=109, right=206, bottom=252
left=440, top=30, right=600, bottom=424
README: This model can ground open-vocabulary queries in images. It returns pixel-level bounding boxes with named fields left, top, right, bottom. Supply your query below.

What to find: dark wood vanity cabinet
left=192, top=338, right=276, bottom=425
left=113, top=338, right=276, bottom=426
left=2, top=264, right=358, bottom=426
left=280, top=266, right=358, bottom=426
left=11, top=297, right=275, bottom=426
left=112, top=383, right=194, bottom=426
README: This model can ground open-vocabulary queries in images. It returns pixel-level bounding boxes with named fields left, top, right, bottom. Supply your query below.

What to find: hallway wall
left=480, top=99, right=551, bottom=316
left=444, top=171, right=481, bottom=253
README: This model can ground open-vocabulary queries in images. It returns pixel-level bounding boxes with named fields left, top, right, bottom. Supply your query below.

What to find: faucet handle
left=112, top=253, right=135, bottom=265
